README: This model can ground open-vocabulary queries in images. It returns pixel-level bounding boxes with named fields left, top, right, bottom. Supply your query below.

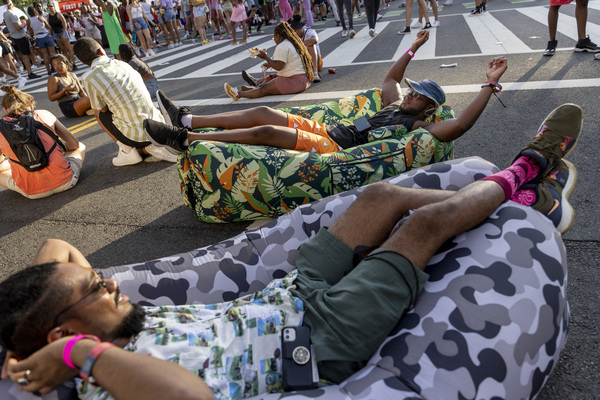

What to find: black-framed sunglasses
left=52, top=270, right=107, bottom=326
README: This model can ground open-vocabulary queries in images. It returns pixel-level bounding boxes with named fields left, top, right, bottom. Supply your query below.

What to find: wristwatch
left=482, top=81, right=502, bottom=93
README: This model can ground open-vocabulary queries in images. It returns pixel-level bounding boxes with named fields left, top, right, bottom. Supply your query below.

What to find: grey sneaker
left=157, top=90, right=191, bottom=128
left=143, top=119, right=189, bottom=155
left=512, top=104, right=583, bottom=181
left=520, top=159, right=578, bottom=234
left=574, top=35, right=600, bottom=52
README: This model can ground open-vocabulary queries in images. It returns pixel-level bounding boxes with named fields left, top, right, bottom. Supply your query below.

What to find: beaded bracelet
left=406, top=49, right=415, bottom=58
left=79, top=342, right=116, bottom=383
left=63, top=335, right=100, bottom=370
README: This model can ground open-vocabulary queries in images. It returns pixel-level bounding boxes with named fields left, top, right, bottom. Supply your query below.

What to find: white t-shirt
left=272, top=39, right=306, bottom=78
left=303, top=28, right=320, bottom=58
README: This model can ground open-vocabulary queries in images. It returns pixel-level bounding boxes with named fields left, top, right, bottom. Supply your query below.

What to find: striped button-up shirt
left=82, top=56, right=164, bottom=143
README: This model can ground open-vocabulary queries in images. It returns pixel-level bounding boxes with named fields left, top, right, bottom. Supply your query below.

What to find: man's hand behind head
left=486, top=56, right=507, bottom=82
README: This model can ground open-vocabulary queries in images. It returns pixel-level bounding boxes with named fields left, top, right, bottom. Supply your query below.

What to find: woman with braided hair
left=224, top=21, right=313, bottom=101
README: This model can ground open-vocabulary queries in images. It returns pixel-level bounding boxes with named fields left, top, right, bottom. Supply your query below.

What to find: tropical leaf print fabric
left=178, top=89, right=455, bottom=223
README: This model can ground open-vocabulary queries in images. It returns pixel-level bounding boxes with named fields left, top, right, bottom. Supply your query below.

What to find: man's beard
left=398, top=104, right=420, bottom=116
left=112, top=302, right=146, bottom=339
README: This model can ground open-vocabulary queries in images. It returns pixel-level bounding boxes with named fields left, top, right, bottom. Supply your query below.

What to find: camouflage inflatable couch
left=0, top=157, right=568, bottom=400
left=178, top=89, right=455, bottom=223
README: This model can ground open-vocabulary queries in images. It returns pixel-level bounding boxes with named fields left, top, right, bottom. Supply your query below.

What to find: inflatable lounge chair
left=179, top=89, right=455, bottom=223
left=0, top=157, right=568, bottom=400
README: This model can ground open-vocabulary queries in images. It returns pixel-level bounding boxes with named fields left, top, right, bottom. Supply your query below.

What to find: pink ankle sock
left=481, top=155, right=541, bottom=200
left=511, top=188, right=537, bottom=206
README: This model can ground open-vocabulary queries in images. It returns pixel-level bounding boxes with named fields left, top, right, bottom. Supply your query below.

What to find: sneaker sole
left=156, top=91, right=173, bottom=126
left=556, top=159, right=577, bottom=234
left=574, top=48, right=600, bottom=53
left=536, top=103, right=583, bottom=159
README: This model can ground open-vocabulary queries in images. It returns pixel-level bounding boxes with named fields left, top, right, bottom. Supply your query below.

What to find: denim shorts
left=132, top=18, right=149, bottom=31
left=35, top=34, right=56, bottom=49
left=52, top=31, right=65, bottom=41
left=164, top=8, right=176, bottom=21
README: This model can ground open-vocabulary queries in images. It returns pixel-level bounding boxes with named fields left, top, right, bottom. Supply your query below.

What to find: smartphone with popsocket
left=281, top=326, right=318, bottom=391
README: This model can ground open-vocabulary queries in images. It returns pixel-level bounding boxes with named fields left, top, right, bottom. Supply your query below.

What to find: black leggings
left=335, top=0, right=353, bottom=30
left=364, top=0, right=380, bottom=29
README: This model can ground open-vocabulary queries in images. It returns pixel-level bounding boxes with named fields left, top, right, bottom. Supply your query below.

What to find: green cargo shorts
left=291, top=227, right=429, bottom=384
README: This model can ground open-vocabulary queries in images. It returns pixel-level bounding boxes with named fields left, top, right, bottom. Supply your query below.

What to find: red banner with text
left=57, top=0, right=90, bottom=14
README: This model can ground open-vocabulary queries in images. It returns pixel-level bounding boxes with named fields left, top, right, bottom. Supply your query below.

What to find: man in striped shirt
left=73, top=37, right=176, bottom=166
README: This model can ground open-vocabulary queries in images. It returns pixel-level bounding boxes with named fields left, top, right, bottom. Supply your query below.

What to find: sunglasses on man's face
left=406, top=88, right=424, bottom=100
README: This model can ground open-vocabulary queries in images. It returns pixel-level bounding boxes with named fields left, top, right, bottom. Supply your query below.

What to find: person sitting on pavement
left=246, top=4, right=264, bottom=34
left=224, top=21, right=314, bottom=101
left=145, top=31, right=505, bottom=156
left=289, top=14, right=322, bottom=82
left=47, top=54, right=93, bottom=118
left=72, top=37, right=176, bottom=166
left=0, top=84, right=86, bottom=199
left=118, top=43, right=159, bottom=100
left=0, top=102, right=582, bottom=398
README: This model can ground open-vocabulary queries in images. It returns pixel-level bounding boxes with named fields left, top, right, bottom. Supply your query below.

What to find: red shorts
left=549, top=0, right=573, bottom=6
left=287, top=114, right=343, bottom=154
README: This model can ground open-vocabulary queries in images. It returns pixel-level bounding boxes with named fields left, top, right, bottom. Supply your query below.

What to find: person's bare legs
left=328, top=180, right=505, bottom=271
left=238, top=80, right=281, bottom=99
left=548, top=5, right=560, bottom=41
left=187, top=124, right=299, bottom=149
left=574, top=0, right=588, bottom=39
left=188, top=105, right=289, bottom=129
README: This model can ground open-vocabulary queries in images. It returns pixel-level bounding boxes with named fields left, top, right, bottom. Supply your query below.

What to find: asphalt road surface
left=1, top=1, right=599, bottom=397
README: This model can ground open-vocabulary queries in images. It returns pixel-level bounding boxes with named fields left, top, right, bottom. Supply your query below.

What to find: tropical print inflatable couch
left=0, top=157, right=568, bottom=400
left=178, top=89, right=456, bottom=223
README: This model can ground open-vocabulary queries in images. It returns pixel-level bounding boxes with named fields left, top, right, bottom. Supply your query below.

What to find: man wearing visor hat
left=144, top=30, right=507, bottom=156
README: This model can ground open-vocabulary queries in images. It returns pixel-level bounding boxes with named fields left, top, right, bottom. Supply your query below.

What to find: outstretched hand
left=5, top=337, right=79, bottom=395
left=486, top=56, right=508, bottom=82
left=413, top=30, right=429, bottom=49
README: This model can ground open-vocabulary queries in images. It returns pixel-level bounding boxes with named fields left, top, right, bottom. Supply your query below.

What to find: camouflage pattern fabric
left=178, top=89, right=455, bottom=223
left=100, top=157, right=568, bottom=400
left=0, top=157, right=568, bottom=400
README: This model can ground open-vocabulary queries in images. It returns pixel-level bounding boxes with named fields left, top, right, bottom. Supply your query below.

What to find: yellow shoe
left=224, top=83, right=239, bottom=101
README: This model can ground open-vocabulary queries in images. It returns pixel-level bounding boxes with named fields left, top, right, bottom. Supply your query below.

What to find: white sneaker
left=1, top=75, right=6, bottom=83
left=149, top=49, right=157, bottom=56
left=30, top=64, right=37, bottom=70
left=349, top=29, right=356, bottom=38
left=432, top=20, right=440, bottom=27
left=17, top=76, right=27, bottom=89
left=411, top=21, right=423, bottom=29
left=341, top=29, right=348, bottom=37
left=167, top=43, right=175, bottom=49
left=596, top=53, right=600, bottom=60
left=369, top=28, right=378, bottom=37
left=112, top=143, right=143, bottom=166
left=376, top=13, right=382, bottom=21
left=444, top=0, right=453, bottom=4
left=145, top=144, right=179, bottom=162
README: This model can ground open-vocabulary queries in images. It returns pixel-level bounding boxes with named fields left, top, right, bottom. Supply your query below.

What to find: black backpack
left=0, top=110, right=66, bottom=172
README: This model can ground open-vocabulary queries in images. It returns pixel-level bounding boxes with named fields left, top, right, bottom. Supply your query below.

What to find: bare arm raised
left=420, top=56, right=508, bottom=142
left=381, top=30, right=430, bottom=107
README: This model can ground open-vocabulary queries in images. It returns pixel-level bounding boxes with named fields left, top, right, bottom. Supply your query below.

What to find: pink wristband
left=63, top=335, right=100, bottom=370
left=406, top=49, right=415, bottom=58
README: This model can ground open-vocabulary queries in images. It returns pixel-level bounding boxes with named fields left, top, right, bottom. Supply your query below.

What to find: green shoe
left=513, top=104, right=583, bottom=181
left=520, top=159, right=578, bottom=234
